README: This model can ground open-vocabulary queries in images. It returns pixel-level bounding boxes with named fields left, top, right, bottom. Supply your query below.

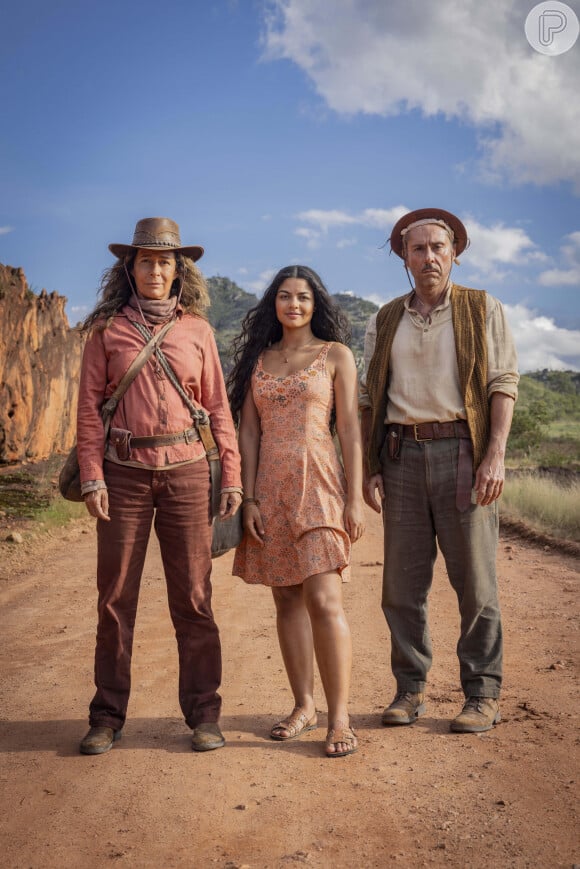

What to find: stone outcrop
left=0, top=264, right=84, bottom=462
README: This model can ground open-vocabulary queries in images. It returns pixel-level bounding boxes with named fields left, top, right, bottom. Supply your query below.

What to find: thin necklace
left=279, top=337, right=316, bottom=363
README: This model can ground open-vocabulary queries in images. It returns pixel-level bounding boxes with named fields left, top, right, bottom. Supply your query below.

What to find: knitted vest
left=366, top=284, right=489, bottom=474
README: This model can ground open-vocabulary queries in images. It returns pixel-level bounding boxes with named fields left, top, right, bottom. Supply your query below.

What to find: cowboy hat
left=109, top=217, right=204, bottom=261
left=390, top=208, right=469, bottom=259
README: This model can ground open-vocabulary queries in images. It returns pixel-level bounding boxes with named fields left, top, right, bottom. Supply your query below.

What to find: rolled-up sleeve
left=486, top=296, right=519, bottom=401
left=359, top=312, right=378, bottom=410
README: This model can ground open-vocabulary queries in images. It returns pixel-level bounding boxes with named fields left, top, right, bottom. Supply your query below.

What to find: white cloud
left=336, top=237, right=357, bottom=249
left=297, top=209, right=357, bottom=232
left=263, top=0, right=580, bottom=190
left=463, top=217, right=547, bottom=280
left=538, top=231, right=580, bottom=286
left=296, top=205, right=407, bottom=234
left=294, top=226, right=321, bottom=248
left=505, top=303, right=580, bottom=372
left=0, top=226, right=13, bottom=235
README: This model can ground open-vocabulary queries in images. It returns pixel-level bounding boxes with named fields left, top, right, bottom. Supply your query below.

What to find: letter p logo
left=539, top=10, right=567, bottom=45
left=525, top=1, right=579, bottom=55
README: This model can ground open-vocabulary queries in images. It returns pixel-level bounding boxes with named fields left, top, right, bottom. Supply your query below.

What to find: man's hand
left=474, top=449, right=505, bottom=506
left=363, top=473, right=384, bottom=513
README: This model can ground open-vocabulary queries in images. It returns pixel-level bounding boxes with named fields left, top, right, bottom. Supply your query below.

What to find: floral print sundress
left=233, top=343, right=351, bottom=586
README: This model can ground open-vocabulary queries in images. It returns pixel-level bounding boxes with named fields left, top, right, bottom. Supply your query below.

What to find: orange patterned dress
left=233, top=343, right=351, bottom=586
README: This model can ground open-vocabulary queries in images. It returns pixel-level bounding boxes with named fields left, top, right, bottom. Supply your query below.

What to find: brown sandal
left=325, top=724, right=358, bottom=758
left=270, top=706, right=318, bottom=741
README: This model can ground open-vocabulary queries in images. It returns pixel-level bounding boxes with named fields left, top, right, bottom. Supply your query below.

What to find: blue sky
left=1, top=0, right=579, bottom=371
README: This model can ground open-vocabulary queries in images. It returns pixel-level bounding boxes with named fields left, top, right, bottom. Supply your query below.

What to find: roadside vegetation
left=501, top=473, right=580, bottom=542
left=502, top=369, right=580, bottom=542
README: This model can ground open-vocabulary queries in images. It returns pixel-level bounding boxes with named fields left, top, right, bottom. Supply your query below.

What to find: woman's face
left=131, top=249, right=177, bottom=300
left=275, top=278, right=315, bottom=329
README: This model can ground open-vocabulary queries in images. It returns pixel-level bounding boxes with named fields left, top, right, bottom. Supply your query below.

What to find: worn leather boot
left=381, top=691, right=426, bottom=726
left=191, top=722, right=225, bottom=752
left=450, top=697, right=500, bottom=733
left=79, top=726, right=122, bottom=755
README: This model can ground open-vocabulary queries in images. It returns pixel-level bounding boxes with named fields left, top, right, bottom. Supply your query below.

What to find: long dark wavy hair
left=82, top=251, right=210, bottom=332
left=227, top=265, right=351, bottom=424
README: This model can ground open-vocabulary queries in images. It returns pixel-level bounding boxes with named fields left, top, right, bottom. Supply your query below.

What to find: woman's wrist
left=81, top=480, right=107, bottom=497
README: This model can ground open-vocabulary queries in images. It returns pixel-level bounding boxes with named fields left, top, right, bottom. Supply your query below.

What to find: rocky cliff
left=0, top=264, right=83, bottom=462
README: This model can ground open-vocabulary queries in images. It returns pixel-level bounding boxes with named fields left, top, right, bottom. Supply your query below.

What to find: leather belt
left=398, top=420, right=470, bottom=442
left=389, top=420, right=473, bottom=512
left=129, top=426, right=200, bottom=448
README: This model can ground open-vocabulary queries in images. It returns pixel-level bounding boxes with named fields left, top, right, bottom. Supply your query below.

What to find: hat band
left=132, top=230, right=181, bottom=247
left=400, top=218, right=455, bottom=243
left=132, top=241, right=182, bottom=248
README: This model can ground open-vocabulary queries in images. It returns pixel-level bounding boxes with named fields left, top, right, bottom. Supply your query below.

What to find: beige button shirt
left=359, top=286, right=519, bottom=423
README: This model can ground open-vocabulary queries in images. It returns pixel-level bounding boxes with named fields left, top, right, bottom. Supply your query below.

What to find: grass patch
left=501, top=473, right=580, bottom=542
left=0, top=456, right=85, bottom=529
left=34, top=498, right=86, bottom=528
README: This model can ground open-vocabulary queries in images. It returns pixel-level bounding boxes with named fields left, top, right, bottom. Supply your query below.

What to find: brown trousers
left=88, top=459, right=221, bottom=731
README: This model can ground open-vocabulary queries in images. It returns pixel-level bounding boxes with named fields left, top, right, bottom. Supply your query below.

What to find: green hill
left=207, top=277, right=256, bottom=371
left=509, top=371, right=580, bottom=468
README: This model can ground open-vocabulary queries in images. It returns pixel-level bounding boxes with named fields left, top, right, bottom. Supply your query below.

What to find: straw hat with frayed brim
left=109, top=217, right=204, bottom=262
left=390, top=208, right=469, bottom=259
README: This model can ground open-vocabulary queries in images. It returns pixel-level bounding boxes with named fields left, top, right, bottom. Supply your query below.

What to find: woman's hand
left=344, top=498, right=365, bottom=543
left=219, top=491, right=242, bottom=520
left=84, top=488, right=110, bottom=521
left=242, top=502, right=265, bottom=545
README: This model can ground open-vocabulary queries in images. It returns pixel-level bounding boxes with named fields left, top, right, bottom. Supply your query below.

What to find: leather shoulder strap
left=130, top=320, right=220, bottom=462
left=100, top=319, right=175, bottom=419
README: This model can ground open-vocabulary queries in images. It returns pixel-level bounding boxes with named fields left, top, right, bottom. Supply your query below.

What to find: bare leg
left=303, top=571, right=356, bottom=755
left=271, top=585, right=316, bottom=734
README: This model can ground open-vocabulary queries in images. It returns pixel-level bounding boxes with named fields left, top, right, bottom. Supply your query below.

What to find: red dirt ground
left=0, top=506, right=578, bottom=868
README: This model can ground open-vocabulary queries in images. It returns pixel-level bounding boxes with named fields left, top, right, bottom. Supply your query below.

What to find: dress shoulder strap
left=313, top=342, right=332, bottom=370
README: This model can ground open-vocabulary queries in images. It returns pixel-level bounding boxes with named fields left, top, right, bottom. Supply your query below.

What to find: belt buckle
left=414, top=423, right=432, bottom=443
left=184, top=428, right=194, bottom=444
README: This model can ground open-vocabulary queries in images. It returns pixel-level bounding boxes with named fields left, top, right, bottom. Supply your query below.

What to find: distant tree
left=509, top=398, right=553, bottom=449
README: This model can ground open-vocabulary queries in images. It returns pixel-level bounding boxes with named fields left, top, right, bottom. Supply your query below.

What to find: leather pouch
left=388, top=427, right=401, bottom=460
left=110, top=428, right=132, bottom=461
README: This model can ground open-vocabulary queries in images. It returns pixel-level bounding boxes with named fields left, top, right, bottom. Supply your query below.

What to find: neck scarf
left=127, top=293, right=178, bottom=325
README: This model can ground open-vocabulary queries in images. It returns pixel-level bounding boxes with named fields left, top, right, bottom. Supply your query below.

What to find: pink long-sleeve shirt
left=77, top=305, right=241, bottom=489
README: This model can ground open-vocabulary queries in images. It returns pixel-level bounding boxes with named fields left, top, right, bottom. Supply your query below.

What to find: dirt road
left=0, top=507, right=578, bottom=868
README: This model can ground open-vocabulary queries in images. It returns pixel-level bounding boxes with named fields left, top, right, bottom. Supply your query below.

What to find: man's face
left=404, top=224, right=455, bottom=291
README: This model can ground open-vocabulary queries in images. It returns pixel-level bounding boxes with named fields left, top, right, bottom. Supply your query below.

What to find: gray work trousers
left=381, top=436, right=502, bottom=698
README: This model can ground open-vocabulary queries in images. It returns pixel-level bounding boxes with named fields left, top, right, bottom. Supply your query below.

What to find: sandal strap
left=271, top=707, right=316, bottom=737
left=326, top=726, right=357, bottom=745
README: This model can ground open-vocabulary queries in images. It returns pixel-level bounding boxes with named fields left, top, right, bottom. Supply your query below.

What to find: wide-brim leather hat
left=390, top=208, right=468, bottom=259
left=109, top=217, right=204, bottom=261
